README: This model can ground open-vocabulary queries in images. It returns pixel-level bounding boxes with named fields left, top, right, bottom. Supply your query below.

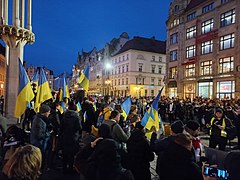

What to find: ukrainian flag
left=14, top=59, right=35, bottom=118
left=141, top=87, right=164, bottom=131
left=121, top=97, right=131, bottom=120
left=83, top=111, right=88, bottom=122
left=78, top=64, right=90, bottom=91
left=34, top=68, right=52, bottom=112
left=59, top=101, right=66, bottom=114
left=76, top=102, right=82, bottom=112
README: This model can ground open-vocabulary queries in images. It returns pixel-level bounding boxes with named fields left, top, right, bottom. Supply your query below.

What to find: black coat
left=60, top=110, right=81, bottom=152
left=85, top=139, right=134, bottom=180
left=159, top=141, right=203, bottom=180
left=82, top=102, right=96, bottom=133
left=127, top=129, right=154, bottom=180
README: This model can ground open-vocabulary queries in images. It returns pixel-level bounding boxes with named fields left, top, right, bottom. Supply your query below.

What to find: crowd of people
left=0, top=94, right=239, bottom=180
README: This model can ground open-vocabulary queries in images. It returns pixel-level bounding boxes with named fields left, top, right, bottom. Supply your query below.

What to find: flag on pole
left=14, top=59, right=35, bottom=118
left=141, top=87, right=164, bottom=131
left=78, top=64, right=90, bottom=91
left=121, top=97, right=131, bottom=120
left=34, top=68, right=52, bottom=112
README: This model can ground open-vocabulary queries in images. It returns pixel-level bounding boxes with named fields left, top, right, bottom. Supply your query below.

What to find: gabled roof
left=115, top=36, right=166, bottom=55
left=185, top=0, right=208, bottom=12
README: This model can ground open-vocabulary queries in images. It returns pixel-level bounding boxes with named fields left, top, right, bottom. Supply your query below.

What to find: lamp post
left=105, top=62, right=112, bottom=96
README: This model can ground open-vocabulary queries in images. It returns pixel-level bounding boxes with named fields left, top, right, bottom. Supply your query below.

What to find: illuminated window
left=201, top=60, right=212, bottom=75
left=186, top=26, right=196, bottom=39
left=219, top=57, right=234, bottom=73
left=185, top=64, right=195, bottom=77
left=201, top=40, right=213, bottom=54
left=202, top=19, right=214, bottom=34
left=220, top=33, right=234, bottom=50
left=220, top=9, right=235, bottom=27
left=186, top=45, right=196, bottom=58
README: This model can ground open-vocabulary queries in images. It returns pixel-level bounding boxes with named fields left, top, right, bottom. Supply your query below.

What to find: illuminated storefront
left=198, top=82, right=213, bottom=98
left=216, top=81, right=235, bottom=98
left=184, top=83, right=196, bottom=99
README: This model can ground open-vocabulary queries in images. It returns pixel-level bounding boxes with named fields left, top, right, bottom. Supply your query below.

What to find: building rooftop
left=115, top=36, right=166, bottom=55
left=185, top=0, right=208, bottom=12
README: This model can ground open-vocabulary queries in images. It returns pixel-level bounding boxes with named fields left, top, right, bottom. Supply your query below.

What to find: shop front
left=216, top=80, right=235, bottom=99
left=198, top=81, right=213, bottom=98
left=184, top=83, right=196, bottom=100
left=168, top=81, right=177, bottom=98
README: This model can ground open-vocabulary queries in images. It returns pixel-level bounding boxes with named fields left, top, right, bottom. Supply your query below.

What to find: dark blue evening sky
left=23, top=0, right=172, bottom=75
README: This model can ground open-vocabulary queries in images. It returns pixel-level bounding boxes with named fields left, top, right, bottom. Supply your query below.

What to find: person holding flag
left=34, top=68, right=52, bottom=112
left=14, top=59, right=34, bottom=118
left=141, top=87, right=164, bottom=132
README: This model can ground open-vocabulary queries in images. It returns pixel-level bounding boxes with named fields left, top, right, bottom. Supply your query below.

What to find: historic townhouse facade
left=166, top=0, right=240, bottom=99
left=110, top=36, right=166, bottom=97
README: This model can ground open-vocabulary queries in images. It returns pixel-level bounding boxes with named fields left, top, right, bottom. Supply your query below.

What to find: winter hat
left=216, top=108, right=223, bottom=114
left=186, top=121, right=200, bottom=131
left=39, top=104, right=51, bottom=114
left=171, top=120, right=184, bottom=134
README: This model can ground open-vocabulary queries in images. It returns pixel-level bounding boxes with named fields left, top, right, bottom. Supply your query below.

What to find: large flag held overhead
left=141, top=87, right=164, bottom=131
left=14, top=59, right=35, bottom=118
left=78, top=64, right=90, bottom=91
left=34, top=68, right=52, bottom=112
left=121, top=96, right=131, bottom=120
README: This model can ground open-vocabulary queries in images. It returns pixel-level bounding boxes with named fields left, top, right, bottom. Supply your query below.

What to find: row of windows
left=137, top=64, right=163, bottom=74
left=187, top=1, right=231, bottom=22
left=113, top=54, right=129, bottom=64
left=113, top=78, right=128, bottom=86
left=169, top=56, right=234, bottom=78
left=183, top=9, right=235, bottom=42
left=136, top=78, right=162, bottom=86
left=184, top=33, right=234, bottom=59
left=112, top=64, right=129, bottom=74
left=152, top=56, right=163, bottom=62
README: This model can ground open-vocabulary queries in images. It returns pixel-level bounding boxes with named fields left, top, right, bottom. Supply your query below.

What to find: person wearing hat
left=185, top=121, right=202, bottom=164
left=208, top=108, right=232, bottom=151
left=150, top=120, right=184, bottom=176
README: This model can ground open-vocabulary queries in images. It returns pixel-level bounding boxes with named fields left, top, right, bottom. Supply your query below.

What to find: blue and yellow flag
left=121, top=97, right=131, bottom=120
left=76, top=102, right=82, bottom=112
left=31, top=68, right=39, bottom=83
left=78, top=64, right=90, bottom=91
left=14, top=59, right=35, bottom=118
left=34, top=68, right=52, bottom=112
left=141, top=87, right=164, bottom=131
left=59, top=101, right=66, bottom=114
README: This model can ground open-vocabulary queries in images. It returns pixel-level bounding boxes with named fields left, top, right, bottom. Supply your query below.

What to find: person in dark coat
left=126, top=122, right=154, bottom=180
left=60, top=101, right=81, bottom=173
left=150, top=120, right=184, bottom=176
left=159, top=133, right=203, bottom=180
left=85, top=138, right=134, bottom=180
left=82, top=100, right=96, bottom=134
left=30, top=104, right=51, bottom=162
